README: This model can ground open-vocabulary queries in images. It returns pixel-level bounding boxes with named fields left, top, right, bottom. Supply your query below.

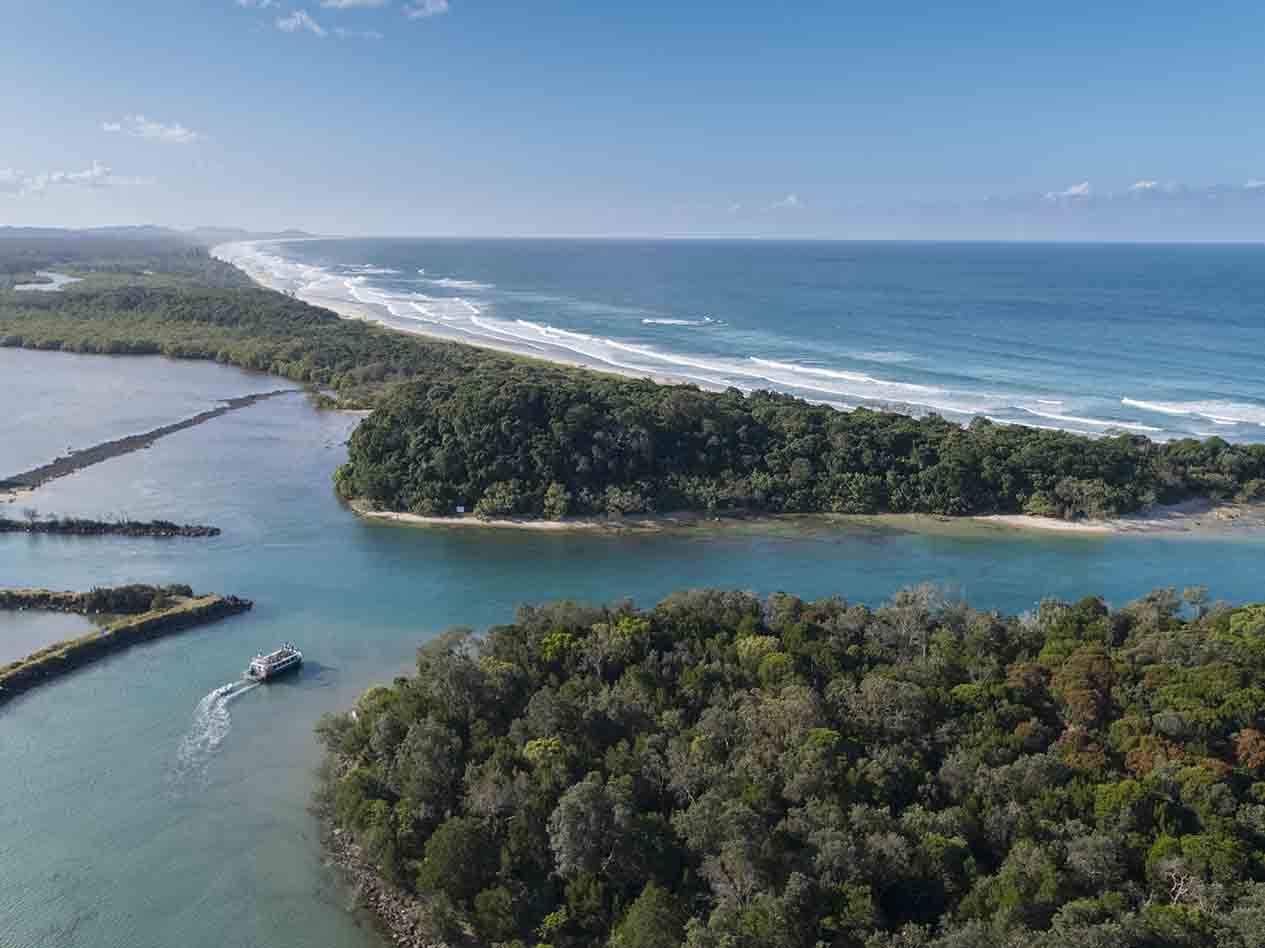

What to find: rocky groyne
left=0, top=388, right=294, bottom=496
left=0, top=516, right=220, bottom=538
left=0, top=588, right=253, bottom=704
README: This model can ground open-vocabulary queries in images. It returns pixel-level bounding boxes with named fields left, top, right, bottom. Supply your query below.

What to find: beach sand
left=353, top=497, right=1265, bottom=538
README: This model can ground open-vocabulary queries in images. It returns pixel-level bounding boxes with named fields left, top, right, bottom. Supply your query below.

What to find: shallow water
left=0, top=348, right=288, bottom=476
left=1, top=349, right=1264, bottom=948
left=13, top=271, right=82, bottom=293
left=0, top=611, right=93, bottom=665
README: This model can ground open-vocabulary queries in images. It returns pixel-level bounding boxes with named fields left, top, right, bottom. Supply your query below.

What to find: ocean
left=219, top=238, right=1265, bottom=441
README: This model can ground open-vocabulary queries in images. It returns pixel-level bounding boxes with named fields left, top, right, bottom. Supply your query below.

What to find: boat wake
left=169, top=679, right=258, bottom=787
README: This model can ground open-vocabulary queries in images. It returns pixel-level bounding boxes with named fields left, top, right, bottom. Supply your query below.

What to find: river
left=2, top=348, right=1263, bottom=948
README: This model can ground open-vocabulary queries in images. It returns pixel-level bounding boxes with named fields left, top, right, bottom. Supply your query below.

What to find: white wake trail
left=170, top=679, right=259, bottom=786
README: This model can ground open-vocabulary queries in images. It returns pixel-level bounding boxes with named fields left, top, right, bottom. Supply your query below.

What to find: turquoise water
left=227, top=239, right=1265, bottom=441
left=2, top=349, right=1265, bottom=947
left=0, top=612, right=93, bottom=665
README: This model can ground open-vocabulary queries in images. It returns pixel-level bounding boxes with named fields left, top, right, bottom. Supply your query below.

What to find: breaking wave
left=642, top=316, right=715, bottom=326
left=1122, top=398, right=1265, bottom=427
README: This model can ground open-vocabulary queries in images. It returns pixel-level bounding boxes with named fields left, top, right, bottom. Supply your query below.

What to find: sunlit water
left=221, top=239, right=1265, bottom=441
left=2, top=349, right=1264, bottom=948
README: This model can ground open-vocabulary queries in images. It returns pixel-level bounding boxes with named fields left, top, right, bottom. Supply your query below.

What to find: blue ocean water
left=224, top=239, right=1265, bottom=441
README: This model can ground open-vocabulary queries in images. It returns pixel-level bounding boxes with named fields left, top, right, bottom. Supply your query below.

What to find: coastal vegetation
left=317, top=586, right=1265, bottom=948
left=0, top=513, right=220, bottom=538
left=337, top=375, right=1265, bottom=521
left=0, top=584, right=252, bottom=703
left=4, top=232, right=1265, bottom=521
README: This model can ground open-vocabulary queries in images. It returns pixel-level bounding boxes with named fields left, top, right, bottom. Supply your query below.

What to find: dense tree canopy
left=317, top=587, right=1265, bottom=948
left=337, top=373, right=1265, bottom=520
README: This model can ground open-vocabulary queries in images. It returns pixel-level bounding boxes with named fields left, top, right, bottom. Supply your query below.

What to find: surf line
left=0, top=389, right=297, bottom=497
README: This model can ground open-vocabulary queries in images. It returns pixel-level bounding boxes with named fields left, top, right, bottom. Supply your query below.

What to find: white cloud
left=102, top=115, right=203, bottom=144
left=0, top=161, right=116, bottom=197
left=237, top=0, right=277, bottom=7
left=1045, top=181, right=1091, bottom=200
left=1129, top=180, right=1158, bottom=191
left=333, top=27, right=384, bottom=37
left=277, top=9, right=327, bottom=34
left=1247, top=179, right=1265, bottom=190
left=404, top=0, right=448, bottom=18
left=321, top=0, right=387, bottom=6
left=765, top=193, right=802, bottom=211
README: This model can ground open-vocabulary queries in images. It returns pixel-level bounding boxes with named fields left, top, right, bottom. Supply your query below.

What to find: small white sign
left=456, top=505, right=466, bottom=514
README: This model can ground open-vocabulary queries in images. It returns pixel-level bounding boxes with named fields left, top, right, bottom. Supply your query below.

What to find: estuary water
left=2, top=348, right=1265, bottom=948
left=219, top=239, right=1265, bottom=442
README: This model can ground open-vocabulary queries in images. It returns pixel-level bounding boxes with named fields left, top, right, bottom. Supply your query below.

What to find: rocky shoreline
left=321, top=817, right=458, bottom=948
left=0, top=516, right=220, bottom=538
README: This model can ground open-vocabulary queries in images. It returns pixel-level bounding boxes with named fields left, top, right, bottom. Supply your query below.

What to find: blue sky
left=4, top=0, right=1265, bottom=238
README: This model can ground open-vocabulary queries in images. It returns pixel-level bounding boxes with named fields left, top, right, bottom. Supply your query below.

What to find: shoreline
left=212, top=241, right=747, bottom=395
left=351, top=497, right=1265, bottom=538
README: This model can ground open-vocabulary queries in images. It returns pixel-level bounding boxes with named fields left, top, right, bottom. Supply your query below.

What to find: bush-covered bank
left=0, top=583, right=196, bottom=614
left=0, top=516, right=219, bottom=538
left=336, top=374, right=1265, bottom=522
left=317, top=586, right=1265, bottom=948
left=0, top=587, right=251, bottom=703
left=0, top=236, right=553, bottom=407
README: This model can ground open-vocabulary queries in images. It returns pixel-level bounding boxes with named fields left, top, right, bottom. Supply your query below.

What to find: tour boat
left=247, top=643, right=303, bottom=680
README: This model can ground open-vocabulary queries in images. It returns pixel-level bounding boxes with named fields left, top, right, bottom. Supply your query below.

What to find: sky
left=3, top=0, right=1265, bottom=239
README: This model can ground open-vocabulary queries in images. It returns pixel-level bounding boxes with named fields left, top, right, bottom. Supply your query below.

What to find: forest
left=316, top=586, right=1265, bottom=948
left=4, top=233, right=1265, bottom=520
left=336, top=373, right=1265, bottom=520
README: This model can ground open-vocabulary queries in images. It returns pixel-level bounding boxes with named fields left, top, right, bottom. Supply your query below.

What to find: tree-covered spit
left=336, top=373, right=1265, bottom=521
left=317, top=586, right=1265, bottom=948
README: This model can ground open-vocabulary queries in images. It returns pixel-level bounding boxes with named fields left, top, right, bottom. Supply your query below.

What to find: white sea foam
left=852, top=350, right=914, bottom=364
left=345, top=266, right=401, bottom=275
left=642, top=316, right=715, bottom=326
left=211, top=241, right=1258, bottom=444
left=750, top=357, right=939, bottom=392
left=1020, top=406, right=1162, bottom=432
left=1122, top=397, right=1265, bottom=427
left=423, top=277, right=494, bottom=290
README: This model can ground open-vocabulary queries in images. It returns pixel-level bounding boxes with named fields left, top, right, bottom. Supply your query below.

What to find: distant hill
left=0, top=225, right=320, bottom=247
left=186, top=226, right=320, bottom=246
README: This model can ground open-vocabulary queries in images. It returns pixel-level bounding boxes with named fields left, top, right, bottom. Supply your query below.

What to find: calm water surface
left=1, top=350, right=1264, bottom=948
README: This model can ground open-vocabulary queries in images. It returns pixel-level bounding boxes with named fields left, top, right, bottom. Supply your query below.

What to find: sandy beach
left=212, top=241, right=706, bottom=392
left=972, top=497, right=1265, bottom=535
left=352, top=497, right=1265, bottom=538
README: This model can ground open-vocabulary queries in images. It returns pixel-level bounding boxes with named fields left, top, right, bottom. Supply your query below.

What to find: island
left=0, top=584, right=252, bottom=703
left=316, top=586, right=1265, bottom=948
